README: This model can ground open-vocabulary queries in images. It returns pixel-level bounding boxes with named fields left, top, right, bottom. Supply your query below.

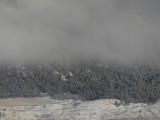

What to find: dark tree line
left=0, top=62, right=160, bottom=103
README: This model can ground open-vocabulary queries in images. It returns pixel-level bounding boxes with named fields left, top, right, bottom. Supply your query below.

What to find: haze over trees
left=0, top=0, right=160, bottom=106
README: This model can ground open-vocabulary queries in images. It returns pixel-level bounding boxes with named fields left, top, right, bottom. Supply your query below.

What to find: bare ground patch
left=0, top=97, right=55, bottom=106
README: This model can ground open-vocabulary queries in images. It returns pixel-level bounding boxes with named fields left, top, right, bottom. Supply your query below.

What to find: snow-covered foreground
left=0, top=97, right=160, bottom=120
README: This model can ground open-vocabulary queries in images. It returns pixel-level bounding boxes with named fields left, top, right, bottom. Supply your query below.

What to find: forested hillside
left=0, top=61, right=160, bottom=103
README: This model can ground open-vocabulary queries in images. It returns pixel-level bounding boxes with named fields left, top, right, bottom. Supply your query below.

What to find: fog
left=0, top=0, right=160, bottom=65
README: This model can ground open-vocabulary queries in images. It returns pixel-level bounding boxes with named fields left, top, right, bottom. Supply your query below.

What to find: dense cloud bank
left=0, top=0, right=160, bottom=64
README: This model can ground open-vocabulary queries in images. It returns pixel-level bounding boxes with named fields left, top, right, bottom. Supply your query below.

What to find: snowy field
left=0, top=97, right=160, bottom=120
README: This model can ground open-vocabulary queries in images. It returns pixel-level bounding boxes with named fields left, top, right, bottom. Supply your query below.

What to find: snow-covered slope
left=0, top=97, right=160, bottom=120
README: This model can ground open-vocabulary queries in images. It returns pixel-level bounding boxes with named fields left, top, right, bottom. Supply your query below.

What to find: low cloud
left=0, top=0, right=160, bottom=65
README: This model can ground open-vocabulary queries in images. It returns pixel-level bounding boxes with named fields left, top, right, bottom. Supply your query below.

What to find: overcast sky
left=0, top=0, right=160, bottom=64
